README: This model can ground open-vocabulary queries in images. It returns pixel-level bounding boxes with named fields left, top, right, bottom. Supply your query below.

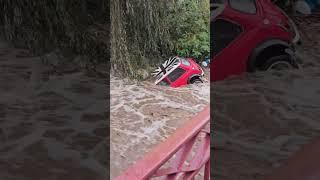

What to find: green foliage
left=111, top=0, right=210, bottom=78
left=168, top=0, right=209, bottom=61
left=111, top=0, right=173, bottom=78
left=0, top=0, right=109, bottom=66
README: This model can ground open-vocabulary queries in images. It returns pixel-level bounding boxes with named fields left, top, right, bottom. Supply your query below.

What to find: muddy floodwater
left=0, top=38, right=107, bottom=179
left=213, top=16, right=320, bottom=179
left=110, top=74, right=210, bottom=178
left=0, top=14, right=319, bottom=180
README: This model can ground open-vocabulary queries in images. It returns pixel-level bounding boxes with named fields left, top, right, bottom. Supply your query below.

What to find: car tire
left=190, top=78, right=203, bottom=84
left=261, top=54, right=296, bottom=71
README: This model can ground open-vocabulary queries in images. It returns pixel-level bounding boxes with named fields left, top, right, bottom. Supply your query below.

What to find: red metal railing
left=115, top=105, right=210, bottom=180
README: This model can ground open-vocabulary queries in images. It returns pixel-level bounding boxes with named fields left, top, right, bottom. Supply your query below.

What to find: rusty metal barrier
left=115, top=105, right=210, bottom=180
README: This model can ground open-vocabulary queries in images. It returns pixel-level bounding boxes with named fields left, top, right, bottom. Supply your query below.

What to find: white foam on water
left=110, top=74, right=210, bottom=176
left=141, top=120, right=166, bottom=137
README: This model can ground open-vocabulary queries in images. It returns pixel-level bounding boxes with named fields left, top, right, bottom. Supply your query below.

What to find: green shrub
left=168, top=0, right=209, bottom=61
left=111, top=0, right=210, bottom=78
left=111, top=0, right=173, bottom=78
left=0, top=0, right=109, bottom=66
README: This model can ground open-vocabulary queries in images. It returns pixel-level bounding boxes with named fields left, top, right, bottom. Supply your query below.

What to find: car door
left=211, top=0, right=263, bottom=81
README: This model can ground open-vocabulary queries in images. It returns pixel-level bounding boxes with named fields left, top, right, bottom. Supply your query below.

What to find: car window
left=229, top=0, right=256, bottom=14
left=181, top=58, right=191, bottom=66
left=167, top=67, right=186, bottom=82
left=211, top=19, right=242, bottom=57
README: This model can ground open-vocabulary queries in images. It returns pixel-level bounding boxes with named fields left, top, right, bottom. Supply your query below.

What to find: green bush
left=168, top=0, right=209, bottom=61
left=0, top=0, right=109, bottom=66
left=111, top=0, right=210, bottom=78
left=111, top=0, right=173, bottom=78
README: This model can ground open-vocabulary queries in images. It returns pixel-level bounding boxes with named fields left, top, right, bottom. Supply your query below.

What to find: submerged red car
left=152, top=56, right=204, bottom=88
left=211, top=0, right=301, bottom=82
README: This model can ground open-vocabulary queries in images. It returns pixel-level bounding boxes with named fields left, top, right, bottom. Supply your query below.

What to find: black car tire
left=190, top=78, right=203, bottom=84
left=262, top=54, right=296, bottom=71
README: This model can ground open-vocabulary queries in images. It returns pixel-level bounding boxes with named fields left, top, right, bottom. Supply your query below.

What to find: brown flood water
left=212, top=17, right=320, bottom=179
left=0, top=16, right=318, bottom=180
left=110, top=73, right=210, bottom=178
left=0, top=38, right=107, bottom=179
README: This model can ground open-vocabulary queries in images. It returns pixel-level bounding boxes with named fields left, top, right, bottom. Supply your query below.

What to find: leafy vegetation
left=111, top=0, right=209, bottom=78
left=168, top=0, right=210, bottom=61
left=0, top=0, right=109, bottom=70
left=111, top=0, right=173, bottom=79
left=0, top=0, right=209, bottom=79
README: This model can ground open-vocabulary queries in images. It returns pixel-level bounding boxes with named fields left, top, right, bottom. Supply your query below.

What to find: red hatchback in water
left=152, top=56, right=204, bottom=88
left=211, top=0, right=301, bottom=82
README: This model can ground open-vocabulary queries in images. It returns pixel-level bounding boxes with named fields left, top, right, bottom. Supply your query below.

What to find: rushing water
left=0, top=38, right=107, bottom=179
left=212, top=18, right=320, bottom=179
left=110, top=74, right=210, bottom=178
left=110, top=18, right=320, bottom=179
left=0, top=15, right=318, bottom=180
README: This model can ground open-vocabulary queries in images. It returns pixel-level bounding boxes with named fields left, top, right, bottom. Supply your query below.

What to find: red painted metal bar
left=115, top=105, right=210, bottom=180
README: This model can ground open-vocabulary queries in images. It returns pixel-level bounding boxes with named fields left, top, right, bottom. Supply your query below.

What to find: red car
left=211, top=0, right=301, bottom=82
left=152, top=56, right=204, bottom=88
